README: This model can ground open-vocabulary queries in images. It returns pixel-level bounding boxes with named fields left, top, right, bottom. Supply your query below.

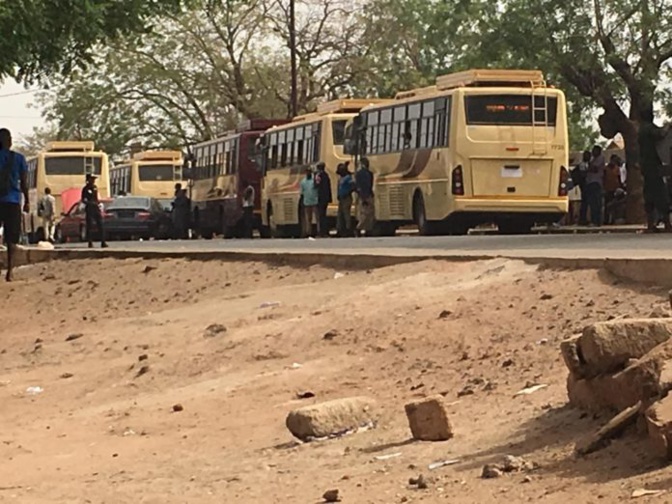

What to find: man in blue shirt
left=299, top=167, right=318, bottom=238
left=0, top=128, right=29, bottom=282
left=336, top=163, right=355, bottom=237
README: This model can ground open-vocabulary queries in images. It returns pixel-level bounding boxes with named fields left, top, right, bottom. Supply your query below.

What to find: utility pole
left=289, top=0, right=298, bottom=118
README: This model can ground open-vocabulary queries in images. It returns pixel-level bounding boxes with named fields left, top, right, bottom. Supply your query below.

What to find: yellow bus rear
left=110, top=150, right=184, bottom=210
left=25, top=141, right=110, bottom=242
left=348, top=69, right=569, bottom=235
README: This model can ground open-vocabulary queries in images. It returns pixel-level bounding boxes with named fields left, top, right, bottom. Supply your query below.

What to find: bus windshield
left=465, top=95, right=558, bottom=126
left=45, top=156, right=102, bottom=175
left=138, top=164, right=177, bottom=181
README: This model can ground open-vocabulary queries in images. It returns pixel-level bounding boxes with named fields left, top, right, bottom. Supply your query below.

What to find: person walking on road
left=0, top=128, right=29, bottom=282
left=314, top=162, right=332, bottom=237
left=336, top=163, right=355, bottom=237
left=638, top=109, right=672, bottom=232
left=81, top=174, right=108, bottom=249
left=241, top=180, right=255, bottom=239
left=300, top=167, right=318, bottom=238
left=39, top=187, right=56, bottom=242
left=355, top=157, right=375, bottom=236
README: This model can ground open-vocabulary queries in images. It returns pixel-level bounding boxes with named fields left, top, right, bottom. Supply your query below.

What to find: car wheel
left=79, top=225, right=86, bottom=242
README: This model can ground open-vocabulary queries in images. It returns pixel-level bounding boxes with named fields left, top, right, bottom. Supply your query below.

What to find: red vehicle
left=55, top=198, right=112, bottom=243
left=190, top=118, right=288, bottom=238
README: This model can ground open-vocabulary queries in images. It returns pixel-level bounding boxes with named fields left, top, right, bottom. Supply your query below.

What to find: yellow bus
left=110, top=150, right=184, bottom=210
left=345, top=69, right=569, bottom=235
left=25, top=140, right=110, bottom=242
left=259, top=98, right=391, bottom=237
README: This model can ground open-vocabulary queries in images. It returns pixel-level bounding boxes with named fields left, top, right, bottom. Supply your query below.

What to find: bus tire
left=497, top=219, right=534, bottom=235
left=413, top=192, right=438, bottom=236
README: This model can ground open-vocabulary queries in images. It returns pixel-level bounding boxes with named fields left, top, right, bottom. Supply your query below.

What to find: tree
left=477, top=0, right=672, bottom=222
left=0, top=0, right=186, bottom=83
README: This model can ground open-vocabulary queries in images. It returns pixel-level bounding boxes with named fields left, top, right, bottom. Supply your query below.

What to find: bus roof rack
left=316, top=98, right=391, bottom=115
left=395, top=85, right=438, bottom=100
left=132, top=150, right=182, bottom=162
left=435, top=69, right=546, bottom=91
left=46, top=141, right=95, bottom=152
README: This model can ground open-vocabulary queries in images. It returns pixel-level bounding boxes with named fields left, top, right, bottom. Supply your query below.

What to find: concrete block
left=404, top=395, right=453, bottom=441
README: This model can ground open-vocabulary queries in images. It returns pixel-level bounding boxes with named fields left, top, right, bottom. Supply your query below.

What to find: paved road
left=57, top=232, right=672, bottom=260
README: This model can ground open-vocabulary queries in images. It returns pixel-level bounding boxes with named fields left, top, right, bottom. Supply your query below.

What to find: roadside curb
left=6, top=247, right=672, bottom=288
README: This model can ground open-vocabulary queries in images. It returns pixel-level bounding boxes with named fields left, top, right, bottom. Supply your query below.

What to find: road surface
left=57, top=232, right=672, bottom=260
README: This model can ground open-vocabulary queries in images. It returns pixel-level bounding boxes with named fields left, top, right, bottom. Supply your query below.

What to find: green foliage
left=0, top=0, right=186, bottom=83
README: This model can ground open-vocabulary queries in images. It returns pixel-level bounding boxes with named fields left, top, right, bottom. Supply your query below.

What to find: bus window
left=332, top=120, right=347, bottom=145
left=139, top=164, right=175, bottom=181
left=465, top=95, right=558, bottom=126
left=45, top=157, right=102, bottom=175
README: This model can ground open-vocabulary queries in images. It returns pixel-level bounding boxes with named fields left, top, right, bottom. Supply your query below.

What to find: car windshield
left=106, top=197, right=151, bottom=210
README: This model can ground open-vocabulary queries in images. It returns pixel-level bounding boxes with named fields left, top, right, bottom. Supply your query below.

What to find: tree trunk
left=621, top=123, right=645, bottom=224
left=598, top=108, right=645, bottom=224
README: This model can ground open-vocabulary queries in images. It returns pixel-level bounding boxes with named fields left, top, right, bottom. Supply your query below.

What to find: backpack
left=0, top=151, right=15, bottom=198
left=570, top=164, right=586, bottom=187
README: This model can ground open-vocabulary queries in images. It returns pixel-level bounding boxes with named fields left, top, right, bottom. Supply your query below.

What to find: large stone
left=578, top=319, right=672, bottom=377
left=561, top=335, right=588, bottom=378
left=566, top=373, right=619, bottom=412
left=285, top=397, right=377, bottom=441
left=404, top=395, right=454, bottom=441
left=645, top=394, right=672, bottom=460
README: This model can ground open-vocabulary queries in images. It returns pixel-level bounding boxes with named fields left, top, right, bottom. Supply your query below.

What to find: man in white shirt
left=39, top=187, right=56, bottom=242
left=241, top=180, right=255, bottom=239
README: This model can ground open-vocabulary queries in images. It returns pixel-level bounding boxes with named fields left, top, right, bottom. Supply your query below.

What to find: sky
left=0, top=81, right=44, bottom=140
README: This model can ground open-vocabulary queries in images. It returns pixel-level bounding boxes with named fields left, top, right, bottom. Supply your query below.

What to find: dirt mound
left=0, top=257, right=669, bottom=503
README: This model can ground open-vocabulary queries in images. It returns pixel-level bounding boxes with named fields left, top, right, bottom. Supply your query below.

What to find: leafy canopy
left=0, top=0, right=186, bottom=83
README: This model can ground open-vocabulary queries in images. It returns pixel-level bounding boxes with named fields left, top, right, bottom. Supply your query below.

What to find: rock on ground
left=285, top=397, right=377, bottom=442
left=578, top=319, right=672, bottom=377
left=645, top=394, right=672, bottom=460
left=404, top=395, right=454, bottom=442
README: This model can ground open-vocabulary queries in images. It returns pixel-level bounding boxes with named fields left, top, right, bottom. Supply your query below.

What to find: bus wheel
left=414, top=192, right=436, bottom=236
left=497, top=219, right=534, bottom=235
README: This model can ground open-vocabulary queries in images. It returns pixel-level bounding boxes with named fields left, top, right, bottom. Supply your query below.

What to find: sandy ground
left=1, top=257, right=672, bottom=503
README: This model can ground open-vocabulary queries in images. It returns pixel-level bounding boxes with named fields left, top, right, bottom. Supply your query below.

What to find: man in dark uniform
left=314, top=162, right=332, bottom=237
left=0, top=128, right=29, bottom=282
left=638, top=109, right=672, bottom=232
left=81, top=173, right=108, bottom=248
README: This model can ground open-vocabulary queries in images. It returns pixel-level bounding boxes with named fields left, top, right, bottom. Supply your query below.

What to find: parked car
left=56, top=199, right=112, bottom=243
left=104, top=196, right=172, bottom=240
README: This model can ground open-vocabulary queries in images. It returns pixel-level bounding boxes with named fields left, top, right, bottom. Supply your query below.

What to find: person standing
left=638, top=110, right=672, bottom=232
left=300, top=167, right=318, bottom=238
left=0, top=128, right=29, bottom=282
left=39, top=187, right=56, bottom=242
left=355, top=157, right=375, bottom=236
left=172, top=188, right=191, bottom=239
left=336, top=163, right=355, bottom=237
left=81, top=174, right=108, bottom=248
left=582, top=145, right=605, bottom=226
left=603, top=155, right=623, bottom=225
left=241, top=180, right=255, bottom=239
left=313, top=162, right=332, bottom=237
